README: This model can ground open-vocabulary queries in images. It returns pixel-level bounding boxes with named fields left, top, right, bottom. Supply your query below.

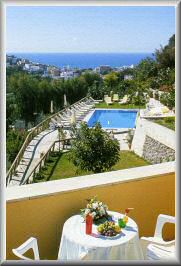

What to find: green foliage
left=88, top=83, right=105, bottom=100
left=104, top=72, right=119, bottom=90
left=6, top=93, right=19, bottom=130
left=135, top=57, right=158, bottom=81
left=69, top=122, right=120, bottom=173
left=160, top=87, right=175, bottom=109
left=6, top=129, right=28, bottom=165
left=155, top=34, right=175, bottom=69
left=31, top=150, right=149, bottom=182
left=131, top=93, right=146, bottom=105
left=148, top=90, right=153, bottom=98
left=154, top=67, right=175, bottom=89
left=151, top=117, right=175, bottom=131
left=154, top=91, right=159, bottom=100
left=6, top=71, right=89, bottom=130
left=82, top=71, right=102, bottom=87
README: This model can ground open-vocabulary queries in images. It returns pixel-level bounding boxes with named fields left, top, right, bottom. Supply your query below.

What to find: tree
left=155, top=34, right=175, bottom=69
left=38, top=79, right=53, bottom=114
left=88, top=81, right=105, bottom=100
left=104, top=72, right=119, bottom=90
left=12, top=74, right=39, bottom=127
left=135, top=57, right=158, bottom=82
left=82, top=71, right=102, bottom=87
left=69, top=122, right=120, bottom=173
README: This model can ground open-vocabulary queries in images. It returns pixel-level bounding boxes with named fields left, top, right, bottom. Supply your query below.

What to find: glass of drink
left=118, top=218, right=126, bottom=228
left=86, top=214, right=93, bottom=234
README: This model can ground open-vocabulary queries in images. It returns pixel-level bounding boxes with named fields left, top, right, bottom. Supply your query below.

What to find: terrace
left=6, top=161, right=175, bottom=260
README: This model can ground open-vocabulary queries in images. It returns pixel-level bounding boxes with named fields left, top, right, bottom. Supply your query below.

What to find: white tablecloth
left=58, top=211, right=144, bottom=261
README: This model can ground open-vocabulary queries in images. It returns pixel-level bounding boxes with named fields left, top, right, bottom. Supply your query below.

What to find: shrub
left=7, top=129, right=28, bottom=165
left=34, top=172, right=45, bottom=180
left=164, top=117, right=175, bottom=123
left=160, top=88, right=175, bottom=109
left=69, top=122, right=120, bottom=173
left=148, top=90, right=153, bottom=98
left=154, top=91, right=159, bottom=100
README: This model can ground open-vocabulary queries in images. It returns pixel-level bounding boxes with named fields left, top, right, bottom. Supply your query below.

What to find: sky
left=6, top=6, right=175, bottom=53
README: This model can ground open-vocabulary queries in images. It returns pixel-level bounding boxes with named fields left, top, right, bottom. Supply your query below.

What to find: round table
left=58, top=211, right=144, bottom=261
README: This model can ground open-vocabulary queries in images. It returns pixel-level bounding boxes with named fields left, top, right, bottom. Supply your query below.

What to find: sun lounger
left=119, top=95, right=128, bottom=104
left=105, top=96, right=113, bottom=105
left=74, top=104, right=90, bottom=112
left=104, top=95, right=109, bottom=100
left=80, top=102, right=93, bottom=108
left=112, top=94, right=119, bottom=102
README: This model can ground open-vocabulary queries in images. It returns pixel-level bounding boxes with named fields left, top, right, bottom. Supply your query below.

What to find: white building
left=124, top=74, right=134, bottom=80
left=60, top=71, right=74, bottom=80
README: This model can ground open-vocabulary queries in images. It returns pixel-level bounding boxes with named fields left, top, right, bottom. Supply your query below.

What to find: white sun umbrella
left=50, top=100, right=54, bottom=113
left=64, top=94, right=67, bottom=107
left=70, top=109, right=76, bottom=125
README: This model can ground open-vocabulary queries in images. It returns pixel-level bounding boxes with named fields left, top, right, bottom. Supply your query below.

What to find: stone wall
left=132, top=117, right=175, bottom=159
left=142, top=135, right=175, bottom=164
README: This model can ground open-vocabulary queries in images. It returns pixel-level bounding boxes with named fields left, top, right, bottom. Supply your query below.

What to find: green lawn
left=95, top=102, right=146, bottom=109
left=150, top=117, right=175, bottom=131
left=34, top=151, right=150, bottom=183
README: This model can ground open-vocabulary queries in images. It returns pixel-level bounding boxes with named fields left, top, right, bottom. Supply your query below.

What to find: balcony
left=6, top=161, right=175, bottom=260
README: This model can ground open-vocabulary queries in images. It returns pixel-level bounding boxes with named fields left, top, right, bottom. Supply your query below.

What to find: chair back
left=154, top=214, right=175, bottom=239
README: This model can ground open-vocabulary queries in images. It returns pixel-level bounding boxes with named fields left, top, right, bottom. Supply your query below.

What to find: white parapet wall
left=131, top=117, right=175, bottom=157
left=6, top=161, right=175, bottom=202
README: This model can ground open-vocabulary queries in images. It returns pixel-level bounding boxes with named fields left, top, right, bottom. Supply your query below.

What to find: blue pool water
left=87, top=110, right=138, bottom=129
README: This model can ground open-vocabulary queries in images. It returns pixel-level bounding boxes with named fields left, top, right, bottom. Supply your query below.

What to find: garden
left=34, top=123, right=150, bottom=183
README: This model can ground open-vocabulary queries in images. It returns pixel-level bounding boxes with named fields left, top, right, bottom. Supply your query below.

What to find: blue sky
left=6, top=6, right=175, bottom=53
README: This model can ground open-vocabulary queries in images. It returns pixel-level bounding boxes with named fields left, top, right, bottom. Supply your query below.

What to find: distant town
left=6, top=54, right=134, bottom=80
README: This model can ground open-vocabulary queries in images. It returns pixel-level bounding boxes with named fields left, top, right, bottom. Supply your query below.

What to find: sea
left=12, top=53, right=154, bottom=69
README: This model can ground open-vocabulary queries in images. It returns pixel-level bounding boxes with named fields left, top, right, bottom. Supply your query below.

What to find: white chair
left=12, top=237, right=91, bottom=261
left=105, top=96, right=113, bottom=105
left=12, top=237, right=40, bottom=260
left=140, top=214, right=175, bottom=260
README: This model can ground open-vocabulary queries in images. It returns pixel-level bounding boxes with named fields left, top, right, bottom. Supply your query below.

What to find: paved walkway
left=114, top=133, right=130, bottom=150
left=8, top=129, right=60, bottom=186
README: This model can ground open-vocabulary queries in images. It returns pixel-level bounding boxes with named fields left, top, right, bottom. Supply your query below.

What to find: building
left=95, top=65, right=112, bottom=75
left=124, top=74, right=134, bottom=80
left=60, top=71, right=74, bottom=80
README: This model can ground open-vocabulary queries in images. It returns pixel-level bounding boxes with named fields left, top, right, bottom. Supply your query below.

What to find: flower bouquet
left=80, top=196, right=112, bottom=225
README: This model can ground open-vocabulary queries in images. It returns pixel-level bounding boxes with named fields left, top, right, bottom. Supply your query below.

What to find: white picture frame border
left=0, top=0, right=180, bottom=263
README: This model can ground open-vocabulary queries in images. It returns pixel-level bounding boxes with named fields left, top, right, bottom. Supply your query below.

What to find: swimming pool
left=87, top=109, right=138, bottom=129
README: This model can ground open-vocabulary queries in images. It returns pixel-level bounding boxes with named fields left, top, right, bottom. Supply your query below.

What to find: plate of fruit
left=97, top=221, right=121, bottom=238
